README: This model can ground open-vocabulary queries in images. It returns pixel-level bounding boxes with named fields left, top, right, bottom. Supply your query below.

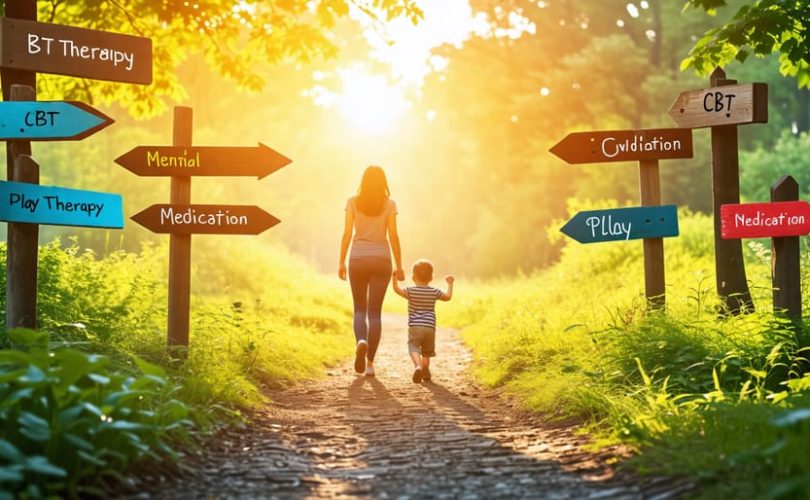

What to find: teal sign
left=561, top=205, right=679, bottom=244
left=0, top=101, right=113, bottom=141
left=0, top=181, right=123, bottom=229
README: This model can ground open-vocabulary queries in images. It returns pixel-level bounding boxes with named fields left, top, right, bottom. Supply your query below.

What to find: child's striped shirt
left=405, top=285, right=445, bottom=328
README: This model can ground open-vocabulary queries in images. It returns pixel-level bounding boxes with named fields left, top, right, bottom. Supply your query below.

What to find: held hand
left=338, top=263, right=347, bottom=281
left=394, top=269, right=406, bottom=281
left=445, top=275, right=455, bottom=284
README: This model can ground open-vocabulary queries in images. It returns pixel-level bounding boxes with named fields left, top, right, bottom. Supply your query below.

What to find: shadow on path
left=145, top=315, right=657, bottom=499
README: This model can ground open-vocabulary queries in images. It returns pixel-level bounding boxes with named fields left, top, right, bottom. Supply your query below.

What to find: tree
left=683, top=0, right=810, bottom=132
left=683, top=0, right=809, bottom=84
left=2, top=0, right=421, bottom=118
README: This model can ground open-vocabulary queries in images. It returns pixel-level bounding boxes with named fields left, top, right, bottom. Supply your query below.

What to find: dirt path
left=148, top=315, right=685, bottom=499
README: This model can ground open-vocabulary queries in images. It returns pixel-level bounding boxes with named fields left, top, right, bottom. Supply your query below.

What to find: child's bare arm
left=439, top=275, right=454, bottom=301
left=392, top=272, right=408, bottom=299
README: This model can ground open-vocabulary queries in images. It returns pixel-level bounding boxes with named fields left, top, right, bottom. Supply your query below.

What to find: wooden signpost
left=131, top=204, right=280, bottom=235
left=551, top=127, right=693, bottom=309
left=549, top=128, right=693, bottom=164
left=0, top=101, right=113, bottom=140
left=0, top=17, right=152, bottom=84
left=120, top=107, right=291, bottom=349
left=669, top=69, right=768, bottom=314
left=1, top=2, right=152, bottom=330
left=561, top=205, right=679, bottom=244
left=115, top=144, right=291, bottom=178
left=720, top=176, right=803, bottom=321
left=669, top=83, right=767, bottom=129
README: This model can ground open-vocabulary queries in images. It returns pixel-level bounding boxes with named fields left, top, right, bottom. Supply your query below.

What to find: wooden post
left=639, top=159, right=665, bottom=310
left=167, top=107, right=193, bottom=347
left=6, top=154, right=39, bottom=329
left=709, top=67, right=754, bottom=314
left=2, top=1, right=37, bottom=330
left=4, top=84, right=39, bottom=329
left=771, top=175, right=801, bottom=321
left=2, top=2, right=36, bottom=179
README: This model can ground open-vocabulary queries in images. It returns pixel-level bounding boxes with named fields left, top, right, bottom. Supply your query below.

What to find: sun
left=336, top=68, right=409, bottom=134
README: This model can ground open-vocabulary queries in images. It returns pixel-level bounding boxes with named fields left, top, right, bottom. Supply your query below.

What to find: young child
left=392, top=259, right=454, bottom=383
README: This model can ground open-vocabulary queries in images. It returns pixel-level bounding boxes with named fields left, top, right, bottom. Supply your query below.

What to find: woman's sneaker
left=422, top=367, right=431, bottom=382
left=365, top=366, right=375, bottom=377
left=412, top=367, right=423, bottom=383
left=354, top=341, right=368, bottom=374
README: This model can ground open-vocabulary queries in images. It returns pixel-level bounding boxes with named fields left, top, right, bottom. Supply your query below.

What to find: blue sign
left=560, top=205, right=679, bottom=244
left=0, top=181, right=123, bottom=229
left=0, top=101, right=114, bottom=141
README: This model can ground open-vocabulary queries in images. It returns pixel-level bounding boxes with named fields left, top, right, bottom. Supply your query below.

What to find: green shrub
left=447, top=210, right=810, bottom=496
left=0, top=328, right=192, bottom=498
left=0, top=237, right=353, bottom=496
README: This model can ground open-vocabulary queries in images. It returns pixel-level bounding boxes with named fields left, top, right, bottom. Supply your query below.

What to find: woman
left=339, top=166, right=405, bottom=377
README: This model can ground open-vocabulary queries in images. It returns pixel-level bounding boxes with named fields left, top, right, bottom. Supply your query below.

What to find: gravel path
left=147, top=315, right=688, bottom=499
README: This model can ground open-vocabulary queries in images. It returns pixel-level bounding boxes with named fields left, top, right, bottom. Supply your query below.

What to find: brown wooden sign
left=115, top=144, right=292, bottom=179
left=0, top=17, right=152, bottom=84
left=549, top=128, right=693, bottom=164
left=131, top=204, right=280, bottom=235
left=669, top=83, right=767, bottom=129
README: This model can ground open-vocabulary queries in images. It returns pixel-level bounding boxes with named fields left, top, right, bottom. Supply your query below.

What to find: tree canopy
left=683, top=0, right=810, bottom=87
left=6, top=0, right=422, bottom=117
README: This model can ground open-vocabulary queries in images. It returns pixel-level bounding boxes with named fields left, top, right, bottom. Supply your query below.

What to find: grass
left=0, top=237, right=353, bottom=496
left=445, top=210, right=810, bottom=498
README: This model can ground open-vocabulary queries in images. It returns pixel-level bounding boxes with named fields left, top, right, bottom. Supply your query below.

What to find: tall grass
left=0, top=237, right=353, bottom=495
left=446, top=210, right=810, bottom=497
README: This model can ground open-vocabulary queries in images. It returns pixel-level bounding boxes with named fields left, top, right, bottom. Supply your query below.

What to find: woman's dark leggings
left=349, top=257, right=392, bottom=362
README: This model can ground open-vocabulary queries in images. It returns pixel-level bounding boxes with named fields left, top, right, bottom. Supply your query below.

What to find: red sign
left=721, top=201, right=810, bottom=239
left=131, top=204, right=280, bottom=235
left=549, top=128, right=693, bottom=164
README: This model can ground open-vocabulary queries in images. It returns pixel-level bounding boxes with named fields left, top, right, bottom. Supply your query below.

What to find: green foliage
left=683, top=0, right=810, bottom=87
left=741, top=131, right=810, bottom=202
left=0, top=238, right=352, bottom=495
left=413, top=0, right=799, bottom=275
left=17, top=0, right=422, bottom=117
left=0, top=328, right=192, bottom=497
left=446, top=210, right=810, bottom=496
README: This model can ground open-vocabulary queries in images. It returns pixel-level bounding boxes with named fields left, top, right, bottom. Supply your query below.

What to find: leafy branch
left=682, top=0, right=810, bottom=88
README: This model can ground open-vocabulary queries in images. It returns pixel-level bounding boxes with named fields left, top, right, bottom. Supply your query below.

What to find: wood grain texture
left=0, top=17, right=152, bottom=84
left=168, top=107, right=193, bottom=349
left=639, top=160, right=665, bottom=310
left=771, top=175, right=801, bottom=321
left=669, top=83, right=767, bottom=129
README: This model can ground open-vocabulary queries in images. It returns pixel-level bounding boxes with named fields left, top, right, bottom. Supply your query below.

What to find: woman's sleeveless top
left=346, top=197, right=397, bottom=259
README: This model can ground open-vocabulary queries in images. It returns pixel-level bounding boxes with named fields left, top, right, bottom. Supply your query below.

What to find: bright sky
left=357, top=0, right=491, bottom=85
left=306, top=0, right=534, bottom=134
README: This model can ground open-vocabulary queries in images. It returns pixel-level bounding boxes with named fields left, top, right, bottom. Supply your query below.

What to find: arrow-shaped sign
left=550, top=128, right=693, bottom=164
left=560, top=205, right=679, bottom=244
left=669, top=83, right=768, bottom=129
left=721, top=201, right=810, bottom=239
left=0, top=101, right=113, bottom=141
left=0, top=181, right=123, bottom=229
left=115, top=144, right=291, bottom=179
left=131, top=204, right=280, bottom=235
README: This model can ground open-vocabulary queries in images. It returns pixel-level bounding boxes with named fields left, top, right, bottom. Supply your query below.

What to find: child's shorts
left=408, top=326, right=436, bottom=357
